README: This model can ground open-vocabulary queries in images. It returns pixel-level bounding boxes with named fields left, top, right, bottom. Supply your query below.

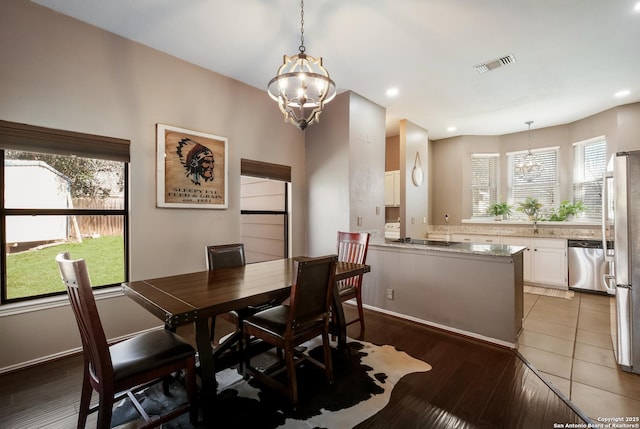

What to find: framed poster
left=156, top=124, right=228, bottom=209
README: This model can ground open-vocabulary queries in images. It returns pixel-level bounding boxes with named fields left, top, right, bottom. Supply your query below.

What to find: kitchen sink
left=391, top=238, right=451, bottom=246
left=411, top=239, right=451, bottom=246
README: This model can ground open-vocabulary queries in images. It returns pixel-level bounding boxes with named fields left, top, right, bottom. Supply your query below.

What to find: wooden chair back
left=287, top=255, right=338, bottom=333
left=242, top=254, right=338, bottom=405
left=206, top=243, right=246, bottom=270
left=336, top=231, right=370, bottom=289
left=56, top=252, right=112, bottom=383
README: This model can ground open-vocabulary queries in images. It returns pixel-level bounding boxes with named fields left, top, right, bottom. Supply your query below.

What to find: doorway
left=240, top=159, right=291, bottom=263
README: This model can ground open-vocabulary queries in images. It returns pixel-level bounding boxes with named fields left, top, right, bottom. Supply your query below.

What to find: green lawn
left=6, top=236, right=124, bottom=300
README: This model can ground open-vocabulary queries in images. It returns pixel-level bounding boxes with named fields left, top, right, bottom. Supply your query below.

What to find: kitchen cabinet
left=529, top=238, right=567, bottom=288
left=502, top=237, right=567, bottom=288
left=384, top=170, right=400, bottom=206
left=446, top=234, right=568, bottom=288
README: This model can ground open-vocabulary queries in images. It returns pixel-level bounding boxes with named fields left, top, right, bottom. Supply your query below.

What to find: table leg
left=332, top=284, right=347, bottom=350
left=194, top=318, right=215, bottom=425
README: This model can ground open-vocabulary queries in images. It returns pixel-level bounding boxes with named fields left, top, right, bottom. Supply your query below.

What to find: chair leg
left=77, top=364, right=92, bottom=429
left=356, top=287, right=365, bottom=332
left=96, top=389, right=114, bottom=429
left=237, top=330, right=245, bottom=374
left=321, top=329, right=334, bottom=384
left=284, top=345, right=298, bottom=407
left=185, top=356, right=199, bottom=425
left=162, top=375, right=172, bottom=395
left=242, top=330, right=251, bottom=380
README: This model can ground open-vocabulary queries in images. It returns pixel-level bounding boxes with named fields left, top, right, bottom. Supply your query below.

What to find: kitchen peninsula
left=361, top=239, right=526, bottom=347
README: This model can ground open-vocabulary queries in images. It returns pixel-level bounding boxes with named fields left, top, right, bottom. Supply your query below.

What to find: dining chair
left=242, top=254, right=338, bottom=407
left=336, top=231, right=371, bottom=332
left=205, top=243, right=286, bottom=369
left=56, top=252, right=198, bottom=429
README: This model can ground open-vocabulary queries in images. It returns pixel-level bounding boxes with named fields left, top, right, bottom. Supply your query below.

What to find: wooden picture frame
left=156, top=124, right=228, bottom=209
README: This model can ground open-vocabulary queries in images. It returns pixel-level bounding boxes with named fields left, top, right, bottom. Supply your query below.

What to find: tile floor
left=519, top=290, right=640, bottom=422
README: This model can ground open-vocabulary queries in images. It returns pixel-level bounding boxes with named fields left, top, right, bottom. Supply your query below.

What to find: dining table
left=122, top=257, right=370, bottom=425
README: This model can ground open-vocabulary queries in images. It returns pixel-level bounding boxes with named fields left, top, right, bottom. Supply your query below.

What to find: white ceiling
left=32, top=0, right=640, bottom=139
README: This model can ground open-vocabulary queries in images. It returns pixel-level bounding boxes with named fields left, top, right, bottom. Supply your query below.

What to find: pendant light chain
left=299, top=0, right=305, bottom=53
left=267, top=0, right=336, bottom=130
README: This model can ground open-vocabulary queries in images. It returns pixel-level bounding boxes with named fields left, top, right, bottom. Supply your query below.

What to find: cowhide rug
left=111, top=338, right=431, bottom=428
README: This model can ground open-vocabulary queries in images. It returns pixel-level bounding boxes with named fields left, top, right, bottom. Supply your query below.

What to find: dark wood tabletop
left=122, top=257, right=370, bottom=425
left=123, top=258, right=369, bottom=328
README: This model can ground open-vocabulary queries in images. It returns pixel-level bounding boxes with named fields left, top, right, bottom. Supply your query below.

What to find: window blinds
left=471, top=154, right=499, bottom=217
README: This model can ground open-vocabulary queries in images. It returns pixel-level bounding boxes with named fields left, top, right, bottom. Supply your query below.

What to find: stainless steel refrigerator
left=603, top=150, right=640, bottom=374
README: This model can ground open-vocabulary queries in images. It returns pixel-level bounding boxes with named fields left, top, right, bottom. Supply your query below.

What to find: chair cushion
left=244, top=304, right=326, bottom=339
left=109, top=329, right=195, bottom=382
left=244, top=305, right=290, bottom=337
left=232, top=301, right=279, bottom=321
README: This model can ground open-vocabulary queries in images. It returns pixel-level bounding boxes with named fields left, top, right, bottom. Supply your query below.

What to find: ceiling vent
left=474, top=54, right=516, bottom=74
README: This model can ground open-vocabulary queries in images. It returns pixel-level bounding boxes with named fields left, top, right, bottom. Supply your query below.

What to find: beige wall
left=430, top=103, right=640, bottom=225
left=0, top=0, right=305, bottom=371
left=399, top=120, right=429, bottom=238
left=305, top=91, right=386, bottom=255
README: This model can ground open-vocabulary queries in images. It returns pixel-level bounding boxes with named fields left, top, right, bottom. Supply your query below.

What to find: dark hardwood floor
left=0, top=305, right=590, bottom=428
left=344, top=306, right=590, bottom=428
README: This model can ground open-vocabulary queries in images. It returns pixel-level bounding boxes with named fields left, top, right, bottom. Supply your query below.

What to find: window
left=573, top=137, right=607, bottom=220
left=1, top=121, right=129, bottom=303
left=508, top=147, right=559, bottom=218
left=471, top=153, right=499, bottom=217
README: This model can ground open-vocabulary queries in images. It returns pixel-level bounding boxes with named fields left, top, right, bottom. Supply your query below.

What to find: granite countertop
left=428, top=224, right=603, bottom=240
left=371, top=238, right=526, bottom=257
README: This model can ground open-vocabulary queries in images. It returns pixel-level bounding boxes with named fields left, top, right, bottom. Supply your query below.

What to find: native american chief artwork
left=156, top=124, right=228, bottom=209
left=177, top=138, right=215, bottom=186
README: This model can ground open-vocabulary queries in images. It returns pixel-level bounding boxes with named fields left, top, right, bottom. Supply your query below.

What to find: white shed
left=5, top=160, right=71, bottom=244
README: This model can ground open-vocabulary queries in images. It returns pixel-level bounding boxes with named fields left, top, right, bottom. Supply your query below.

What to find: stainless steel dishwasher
left=568, top=239, right=609, bottom=294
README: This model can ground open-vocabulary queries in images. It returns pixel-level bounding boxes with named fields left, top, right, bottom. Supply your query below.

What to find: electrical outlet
left=386, top=288, right=394, bottom=300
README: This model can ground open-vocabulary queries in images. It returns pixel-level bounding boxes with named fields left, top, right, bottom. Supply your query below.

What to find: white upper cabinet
left=384, top=170, right=400, bottom=206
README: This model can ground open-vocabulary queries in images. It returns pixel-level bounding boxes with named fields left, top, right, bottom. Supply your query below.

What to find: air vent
left=474, top=53, right=516, bottom=74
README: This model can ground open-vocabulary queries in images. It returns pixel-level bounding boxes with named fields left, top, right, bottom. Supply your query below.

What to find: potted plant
left=547, top=200, right=585, bottom=221
left=517, top=197, right=543, bottom=221
left=488, top=200, right=512, bottom=221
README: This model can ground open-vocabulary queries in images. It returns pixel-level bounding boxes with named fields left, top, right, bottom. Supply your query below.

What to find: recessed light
left=615, top=89, right=631, bottom=98
left=447, top=126, right=457, bottom=132
left=635, top=2, right=640, bottom=12
left=386, top=87, right=399, bottom=97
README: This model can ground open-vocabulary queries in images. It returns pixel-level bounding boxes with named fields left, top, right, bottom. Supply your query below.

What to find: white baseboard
left=0, top=326, right=163, bottom=375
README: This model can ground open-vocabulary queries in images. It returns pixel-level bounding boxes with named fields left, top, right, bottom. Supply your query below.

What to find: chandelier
left=514, top=120, right=542, bottom=181
left=267, top=0, right=336, bottom=130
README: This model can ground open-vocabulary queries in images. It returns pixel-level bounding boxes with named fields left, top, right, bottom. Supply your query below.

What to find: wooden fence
left=72, top=197, right=124, bottom=237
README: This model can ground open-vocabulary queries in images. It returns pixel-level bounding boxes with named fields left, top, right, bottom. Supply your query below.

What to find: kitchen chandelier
left=514, top=120, right=542, bottom=181
left=267, top=0, right=336, bottom=130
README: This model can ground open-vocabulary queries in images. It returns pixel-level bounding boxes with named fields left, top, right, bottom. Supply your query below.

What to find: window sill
left=462, top=218, right=600, bottom=227
left=0, top=286, right=124, bottom=318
